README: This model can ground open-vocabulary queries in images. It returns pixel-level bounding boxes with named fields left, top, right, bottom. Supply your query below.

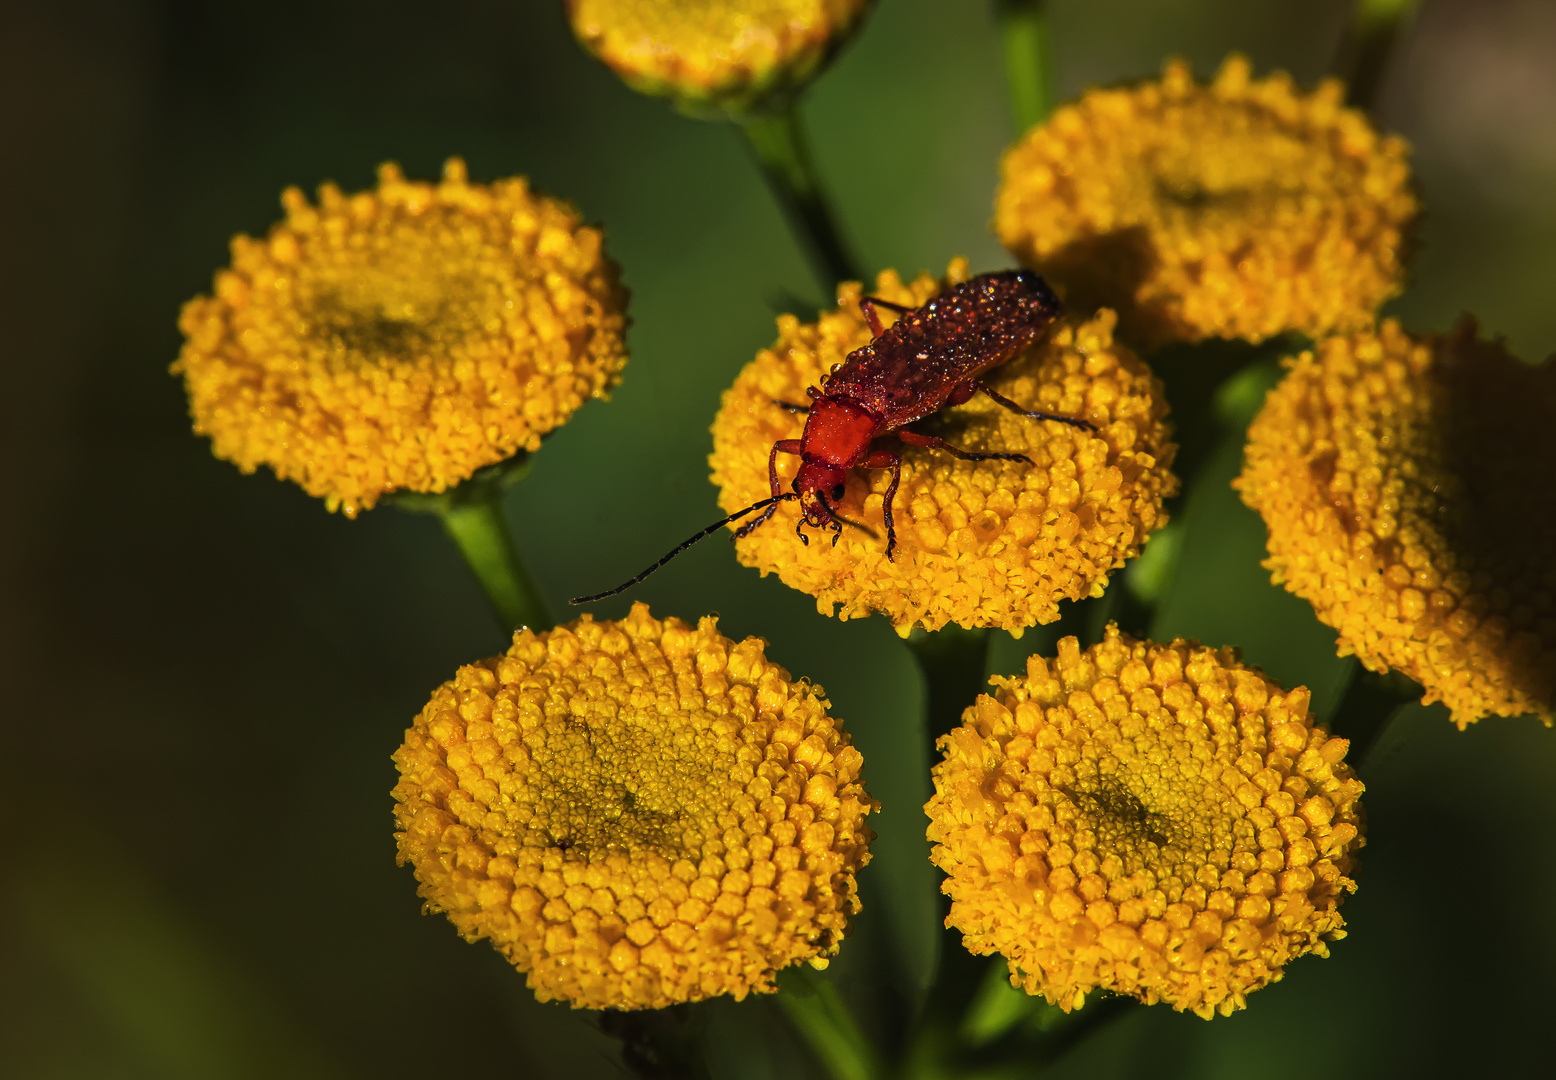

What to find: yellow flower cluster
left=995, top=56, right=1417, bottom=347
left=174, top=159, right=628, bottom=517
left=391, top=604, right=875, bottom=1009
left=926, top=626, right=1365, bottom=1019
left=708, top=259, right=1177, bottom=636
left=567, top=0, right=874, bottom=115
left=1237, top=320, right=1556, bottom=726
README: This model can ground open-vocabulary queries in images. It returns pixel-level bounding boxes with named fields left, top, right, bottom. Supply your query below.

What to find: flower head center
left=1065, top=778, right=1176, bottom=859
left=1148, top=122, right=1309, bottom=222
left=298, top=256, right=491, bottom=367
left=1062, top=753, right=1251, bottom=884
left=521, top=711, right=732, bottom=860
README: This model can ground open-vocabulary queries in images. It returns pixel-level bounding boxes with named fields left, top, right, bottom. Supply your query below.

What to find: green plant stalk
left=598, top=1007, right=710, bottom=1080
left=908, top=625, right=993, bottom=740
left=1335, top=0, right=1421, bottom=110
left=960, top=956, right=1035, bottom=1046
left=897, top=626, right=992, bottom=1013
left=775, top=966, right=884, bottom=1080
left=736, top=108, right=861, bottom=296
left=1327, top=660, right=1421, bottom=767
left=996, top=0, right=1053, bottom=133
left=950, top=959, right=1139, bottom=1072
left=1109, top=342, right=1299, bottom=642
left=439, top=493, right=553, bottom=633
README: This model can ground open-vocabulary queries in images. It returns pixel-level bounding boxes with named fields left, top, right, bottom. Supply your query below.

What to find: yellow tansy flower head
left=1237, top=319, right=1556, bottom=726
left=174, top=159, right=628, bottom=517
left=926, top=626, right=1364, bottom=1019
left=708, top=259, right=1177, bottom=636
left=568, top=0, right=874, bottom=116
left=391, top=603, right=875, bottom=1010
left=995, top=56, right=1418, bottom=347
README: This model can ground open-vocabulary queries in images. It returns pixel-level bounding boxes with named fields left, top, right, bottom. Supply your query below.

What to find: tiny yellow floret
left=174, top=159, right=628, bottom=517
left=391, top=603, right=875, bottom=1009
left=926, top=626, right=1364, bottom=1019
left=995, top=55, right=1418, bottom=346
left=568, top=0, right=874, bottom=115
left=1237, top=319, right=1556, bottom=726
left=708, top=259, right=1177, bottom=636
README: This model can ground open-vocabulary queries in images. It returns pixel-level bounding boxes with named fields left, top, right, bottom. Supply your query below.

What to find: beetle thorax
left=790, top=397, right=876, bottom=527
left=800, top=396, right=877, bottom=469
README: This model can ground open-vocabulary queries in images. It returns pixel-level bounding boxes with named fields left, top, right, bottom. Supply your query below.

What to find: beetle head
left=793, top=461, right=849, bottom=531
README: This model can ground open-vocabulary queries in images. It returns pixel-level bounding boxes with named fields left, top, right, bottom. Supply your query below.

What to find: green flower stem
left=951, top=960, right=1138, bottom=1072
left=996, top=0, right=1053, bottom=133
left=386, top=452, right=552, bottom=635
left=1120, top=519, right=1184, bottom=636
left=1335, top=0, right=1421, bottom=111
left=1110, top=343, right=1296, bottom=641
left=598, top=1007, right=710, bottom=1080
left=907, top=625, right=992, bottom=741
left=1327, top=660, right=1421, bottom=768
left=888, top=626, right=991, bottom=1013
left=960, top=956, right=1037, bottom=1046
left=775, top=966, right=884, bottom=1080
left=736, top=108, right=861, bottom=296
left=439, top=494, right=553, bottom=633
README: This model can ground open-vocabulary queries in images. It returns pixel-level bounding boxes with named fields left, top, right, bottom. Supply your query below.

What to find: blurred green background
left=2, top=0, right=1555, bottom=1076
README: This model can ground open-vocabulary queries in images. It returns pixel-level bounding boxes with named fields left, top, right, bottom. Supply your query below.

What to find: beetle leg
left=946, top=379, right=979, bottom=407
left=898, top=428, right=1033, bottom=465
left=734, top=502, right=779, bottom=540
left=881, top=456, right=902, bottom=560
left=859, top=295, right=913, bottom=337
left=772, top=399, right=811, bottom=414
left=861, top=447, right=903, bottom=560
left=977, top=383, right=1097, bottom=433
left=738, top=504, right=780, bottom=540
left=735, top=439, right=803, bottom=540
left=861, top=299, right=884, bottom=337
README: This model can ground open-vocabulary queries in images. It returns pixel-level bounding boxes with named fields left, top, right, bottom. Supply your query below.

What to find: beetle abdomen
left=827, top=270, right=1062, bottom=426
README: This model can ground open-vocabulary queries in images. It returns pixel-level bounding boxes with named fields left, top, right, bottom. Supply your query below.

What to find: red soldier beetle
left=571, top=269, right=1095, bottom=605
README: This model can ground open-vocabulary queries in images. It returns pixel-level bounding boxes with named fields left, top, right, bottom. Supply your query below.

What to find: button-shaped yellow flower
left=1237, top=319, right=1556, bottom=726
left=995, top=55, right=1417, bottom=347
left=927, top=626, right=1364, bottom=1019
left=392, top=603, right=875, bottom=1009
left=174, top=159, right=628, bottom=517
left=707, top=259, right=1177, bottom=636
left=568, top=0, right=874, bottom=116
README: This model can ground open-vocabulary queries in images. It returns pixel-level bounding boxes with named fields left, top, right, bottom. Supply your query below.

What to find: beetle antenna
left=816, top=489, right=878, bottom=541
left=570, top=494, right=797, bottom=604
left=831, top=511, right=877, bottom=539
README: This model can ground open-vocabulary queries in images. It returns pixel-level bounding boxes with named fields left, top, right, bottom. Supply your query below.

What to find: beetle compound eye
left=831, top=484, right=845, bottom=501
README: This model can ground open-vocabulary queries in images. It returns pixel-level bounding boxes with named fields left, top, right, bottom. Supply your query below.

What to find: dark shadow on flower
left=1031, top=226, right=1165, bottom=348
left=1432, top=320, right=1556, bottom=717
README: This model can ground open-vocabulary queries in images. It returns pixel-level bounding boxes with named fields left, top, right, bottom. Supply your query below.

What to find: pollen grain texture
left=1238, top=319, right=1556, bottom=725
left=392, top=604, right=875, bottom=1009
left=926, top=626, right=1364, bottom=1018
left=174, top=158, right=628, bottom=517
left=567, top=0, right=874, bottom=113
left=996, top=55, right=1417, bottom=347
